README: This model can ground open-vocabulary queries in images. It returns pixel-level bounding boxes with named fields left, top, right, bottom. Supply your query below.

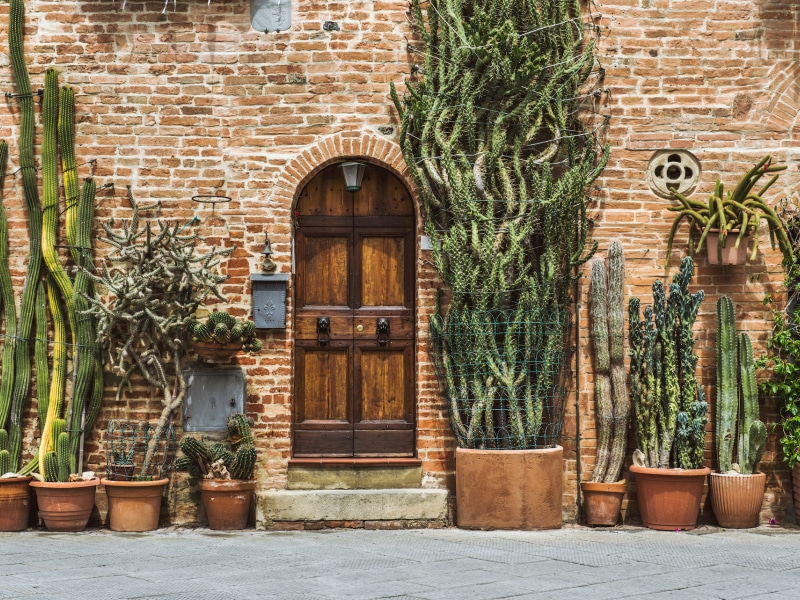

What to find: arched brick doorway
left=292, top=162, right=417, bottom=458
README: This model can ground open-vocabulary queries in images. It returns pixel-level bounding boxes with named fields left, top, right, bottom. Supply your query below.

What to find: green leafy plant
left=666, top=155, right=791, bottom=267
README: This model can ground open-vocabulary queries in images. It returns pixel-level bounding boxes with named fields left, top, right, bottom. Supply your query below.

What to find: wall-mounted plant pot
left=193, top=341, right=243, bottom=364
left=101, top=477, right=169, bottom=532
left=629, top=464, right=709, bottom=531
left=456, top=446, right=563, bottom=530
left=199, top=479, right=257, bottom=530
left=581, top=480, right=626, bottom=526
left=30, top=478, right=100, bottom=532
left=0, top=476, right=32, bottom=532
left=709, top=472, right=765, bottom=528
left=706, top=230, right=751, bottom=265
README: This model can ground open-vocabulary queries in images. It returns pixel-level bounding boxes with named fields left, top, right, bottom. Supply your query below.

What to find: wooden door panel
left=297, top=167, right=352, bottom=217
left=353, top=430, right=414, bottom=457
left=357, top=349, right=407, bottom=421
left=353, top=315, right=414, bottom=342
left=298, top=235, right=350, bottom=308
left=298, top=346, right=350, bottom=422
left=361, top=236, right=405, bottom=307
left=295, top=315, right=354, bottom=341
left=353, top=168, right=415, bottom=217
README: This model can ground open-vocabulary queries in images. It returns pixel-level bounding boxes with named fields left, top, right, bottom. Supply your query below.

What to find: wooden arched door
left=293, top=163, right=416, bottom=457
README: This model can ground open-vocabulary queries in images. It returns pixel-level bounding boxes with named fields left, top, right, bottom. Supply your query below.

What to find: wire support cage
left=105, top=420, right=175, bottom=482
left=430, top=307, right=571, bottom=450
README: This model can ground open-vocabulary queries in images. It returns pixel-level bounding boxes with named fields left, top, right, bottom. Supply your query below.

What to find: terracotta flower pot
left=706, top=229, right=751, bottom=265
left=101, top=478, right=169, bottom=532
left=456, top=446, right=563, bottom=530
left=199, top=479, right=256, bottom=530
left=30, top=478, right=99, bottom=532
left=709, top=472, right=765, bottom=528
left=793, top=464, right=800, bottom=526
left=629, top=464, right=709, bottom=531
left=581, top=480, right=626, bottom=526
left=0, top=476, right=32, bottom=532
left=193, top=341, right=242, bottom=364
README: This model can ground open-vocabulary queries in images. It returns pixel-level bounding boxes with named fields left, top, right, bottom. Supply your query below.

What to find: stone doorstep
left=286, top=465, right=423, bottom=490
left=255, top=488, right=450, bottom=529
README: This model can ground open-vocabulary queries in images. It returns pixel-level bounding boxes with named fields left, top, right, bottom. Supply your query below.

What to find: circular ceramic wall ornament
left=646, top=150, right=701, bottom=199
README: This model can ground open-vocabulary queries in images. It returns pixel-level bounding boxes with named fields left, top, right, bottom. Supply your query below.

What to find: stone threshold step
left=256, top=488, right=449, bottom=528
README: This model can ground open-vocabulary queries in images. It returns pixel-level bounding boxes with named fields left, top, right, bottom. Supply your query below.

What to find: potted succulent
left=582, top=241, right=630, bottom=526
left=628, top=256, right=710, bottom=531
left=0, top=429, right=32, bottom=532
left=391, top=0, right=607, bottom=529
left=175, top=413, right=257, bottom=530
left=710, top=296, right=766, bottom=528
left=29, top=418, right=99, bottom=532
left=187, top=311, right=262, bottom=363
left=665, top=155, right=791, bottom=267
left=100, top=420, right=175, bottom=532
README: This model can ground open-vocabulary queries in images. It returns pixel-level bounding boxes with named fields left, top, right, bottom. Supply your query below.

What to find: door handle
left=317, top=317, right=330, bottom=345
left=376, top=318, right=390, bottom=346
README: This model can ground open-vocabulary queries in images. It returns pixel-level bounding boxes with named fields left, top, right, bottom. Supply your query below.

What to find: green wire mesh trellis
left=430, top=307, right=570, bottom=450
left=105, top=419, right=175, bottom=481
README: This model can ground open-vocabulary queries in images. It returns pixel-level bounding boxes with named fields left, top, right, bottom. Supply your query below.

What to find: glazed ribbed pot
left=199, top=479, right=256, bottom=530
left=456, top=446, right=563, bottom=530
left=0, top=476, right=32, bottom=531
left=630, top=464, right=709, bottom=531
left=709, top=472, right=765, bottom=528
left=581, top=480, right=626, bottom=526
left=30, top=478, right=99, bottom=532
left=101, top=478, right=169, bottom=532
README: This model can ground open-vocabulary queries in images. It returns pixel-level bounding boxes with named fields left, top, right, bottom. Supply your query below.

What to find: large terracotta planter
left=0, top=476, right=32, bottom=532
left=199, top=479, right=256, bottom=530
left=101, top=478, right=169, bottom=532
left=793, top=464, right=800, bottom=525
left=581, top=480, right=626, bottom=526
left=706, top=229, right=751, bottom=265
left=456, top=446, right=563, bottom=530
left=709, top=472, right=765, bottom=528
left=630, top=464, right=709, bottom=531
left=30, top=478, right=99, bottom=532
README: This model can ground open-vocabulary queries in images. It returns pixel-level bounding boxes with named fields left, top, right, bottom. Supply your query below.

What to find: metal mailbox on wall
left=251, top=273, right=289, bottom=329
left=182, top=368, right=245, bottom=432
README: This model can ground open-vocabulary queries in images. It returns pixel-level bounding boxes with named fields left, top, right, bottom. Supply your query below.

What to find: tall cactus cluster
left=589, top=241, right=629, bottom=483
left=175, top=413, right=257, bottom=480
left=394, top=0, right=608, bottom=448
left=629, top=256, right=708, bottom=469
left=716, top=296, right=766, bottom=474
left=0, top=0, right=102, bottom=477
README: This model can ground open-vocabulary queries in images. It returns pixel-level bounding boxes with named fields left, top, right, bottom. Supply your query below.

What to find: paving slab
left=0, top=526, right=798, bottom=599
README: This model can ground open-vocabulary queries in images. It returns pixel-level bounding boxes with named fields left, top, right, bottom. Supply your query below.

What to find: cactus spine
left=715, top=299, right=766, bottom=475
left=57, top=432, right=70, bottom=482
left=43, top=452, right=59, bottom=483
left=230, top=445, right=256, bottom=480
left=629, top=257, right=707, bottom=469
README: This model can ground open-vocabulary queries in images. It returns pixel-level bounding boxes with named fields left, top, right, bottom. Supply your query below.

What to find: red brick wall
left=1, top=0, right=798, bottom=526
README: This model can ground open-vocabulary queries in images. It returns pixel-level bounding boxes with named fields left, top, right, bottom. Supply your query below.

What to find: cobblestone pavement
left=0, top=526, right=799, bottom=599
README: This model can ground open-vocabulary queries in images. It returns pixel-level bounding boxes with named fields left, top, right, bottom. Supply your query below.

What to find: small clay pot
left=102, top=478, right=169, bottom=532
left=581, top=480, right=626, bottom=526
left=193, top=341, right=243, bottom=363
left=0, top=476, right=32, bottom=532
left=709, top=472, right=765, bottom=529
left=199, top=479, right=256, bottom=530
left=30, top=478, right=100, bottom=532
left=630, top=464, right=709, bottom=531
left=706, top=229, right=751, bottom=265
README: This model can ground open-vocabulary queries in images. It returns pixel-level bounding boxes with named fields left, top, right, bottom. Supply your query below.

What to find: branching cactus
left=175, top=412, right=257, bottom=480
left=629, top=256, right=707, bottom=469
left=715, top=297, right=766, bottom=474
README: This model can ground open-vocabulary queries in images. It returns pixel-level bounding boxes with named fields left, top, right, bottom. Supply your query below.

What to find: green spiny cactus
left=245, top=338, right=263, bottom=353
left=230, top=444, right=256, bottom=480
left=193, top=321, right=212, bottom=342
left=213, top=322, right=231, bottom=343
left=716, top=296, right=737, bottom=473
left=0, top=449, right=11, bottom=474
left=222, top=313, right=237, bottom=329
left=180, top=436, right=212, bottom=477
left=738, top=333, right=765, bottom=474
left=174, top=455, right=202, bottom=478
left=227, top=413, right=254, bottom=449
left=0, top=143, right=17, bottom=437
left=605, top=240, right=629, bottom=483
left=43, top=451, right=59, bottom=483
left=0, top=429, right=7, bottom=452
left=230, top=323, right=244, bottom=342
left=57, top=431, right=70, bottom=482
left=209, top=311, right=228, bottom=326
left=589, top=258, right=611, bottom=483
left=241, top=320, right=256, bottom=338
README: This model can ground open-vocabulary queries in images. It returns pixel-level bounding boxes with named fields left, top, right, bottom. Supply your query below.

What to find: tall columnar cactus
left=629, top=256, right=707, bottom=469
left=715, top=297, right=766, bottom=474
left=589, top=258, right=612, bottom=483
left=227, top=413, right=254, bottom=450
left=716, top=296, right=737, bottom=473
left=605, top=241, right=629, bottom=482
